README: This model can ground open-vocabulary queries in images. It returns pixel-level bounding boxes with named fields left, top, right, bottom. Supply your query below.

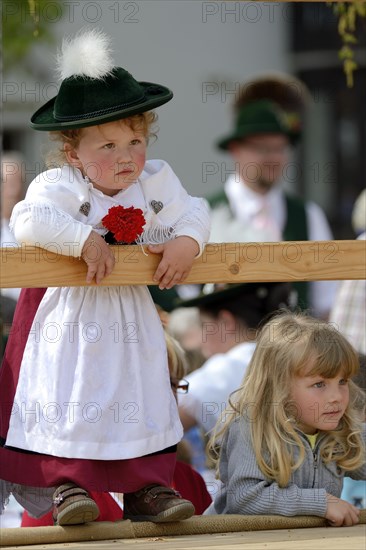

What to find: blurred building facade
left=3, top=1, right=365, bottom=238
left=291, top=2, right=366, bottom=238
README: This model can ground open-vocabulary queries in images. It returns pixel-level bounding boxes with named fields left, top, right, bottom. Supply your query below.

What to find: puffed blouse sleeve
left=10, top=165, right=93, bottom=257
left=139, top=160, right=211, bottom=256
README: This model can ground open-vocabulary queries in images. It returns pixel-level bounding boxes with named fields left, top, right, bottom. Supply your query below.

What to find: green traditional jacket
left=208, top=189, right=309, bottom=309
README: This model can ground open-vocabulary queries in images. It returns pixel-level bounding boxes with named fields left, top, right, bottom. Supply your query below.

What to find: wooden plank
left=1, top=525, right=365, bottom=550
left=1, top=513, right=365, bottom=547
left=0, top=240, right=365, bottom=288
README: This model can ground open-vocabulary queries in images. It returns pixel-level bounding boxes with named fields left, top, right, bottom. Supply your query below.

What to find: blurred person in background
left=330, top=188, right=366, bottom=357
left=165, top=307, right=207, bottom=474
left=1, top=152, right=24, bottom=357
left=168, top=307, right=206, bottom=374
left=329, top=188, right=366, bottom=510
left=177, top=282, right=294, bottom=494
left=1, top=152, right=24, bottom=300
left=209, top=74, right=337, bottom=319
left=178, top=281, right=294, bottom=435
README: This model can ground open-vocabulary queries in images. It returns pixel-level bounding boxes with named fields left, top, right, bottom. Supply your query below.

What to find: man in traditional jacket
left=209, top=75, right=336, bottom=318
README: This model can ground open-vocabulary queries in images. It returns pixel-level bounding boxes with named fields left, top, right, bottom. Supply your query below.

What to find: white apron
left=6, top=160, right=210, bottom=460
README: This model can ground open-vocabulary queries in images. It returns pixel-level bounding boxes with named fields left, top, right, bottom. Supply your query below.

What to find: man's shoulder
left=208, top=188, right=307, bottom=210
left=206, top=189, right=229, bottom=208
left=284, top=191, right=306, bottom=209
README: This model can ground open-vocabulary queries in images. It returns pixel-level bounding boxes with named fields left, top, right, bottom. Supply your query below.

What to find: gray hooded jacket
left=206, top=418, right=366, bottom=517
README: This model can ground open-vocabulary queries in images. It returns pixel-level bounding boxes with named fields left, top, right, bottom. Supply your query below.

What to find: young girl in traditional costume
left=0, top=29, right=210, bottom=525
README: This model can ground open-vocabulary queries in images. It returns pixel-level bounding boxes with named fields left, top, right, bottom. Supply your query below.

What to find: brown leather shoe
left=123, top=484, right=195, bottom=522
left=52, top=483, right=99, bottom=525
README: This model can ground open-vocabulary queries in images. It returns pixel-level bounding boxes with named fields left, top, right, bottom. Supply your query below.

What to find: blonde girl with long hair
left=206, top=312, right=365, bottom=527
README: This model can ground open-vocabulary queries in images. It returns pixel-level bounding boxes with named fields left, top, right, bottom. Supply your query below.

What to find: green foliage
left=330, top=1, right=366, bottom=87
left=2, top=0, right=64, bottom=74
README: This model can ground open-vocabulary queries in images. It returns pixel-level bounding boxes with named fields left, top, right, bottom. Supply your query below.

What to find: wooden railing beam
left=0, top=241, right=365, bottom=288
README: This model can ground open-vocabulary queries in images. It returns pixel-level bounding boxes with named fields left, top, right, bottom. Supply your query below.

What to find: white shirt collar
left=224, top=174, right=286, bottom=231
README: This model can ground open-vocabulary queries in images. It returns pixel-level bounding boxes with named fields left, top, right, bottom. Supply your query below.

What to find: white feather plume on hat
left=56, top=28, right=114, bottom=81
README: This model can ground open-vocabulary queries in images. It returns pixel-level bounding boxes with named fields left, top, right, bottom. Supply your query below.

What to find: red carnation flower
left=102, top=205, right=146, bottom=243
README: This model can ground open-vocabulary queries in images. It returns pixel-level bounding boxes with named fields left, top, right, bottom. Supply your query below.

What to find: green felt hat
left=30, top=67, right=173, bottom=131
left=179, top=282, right=293, bottom=310
left=217, top=100, right=301, bottom=150
left=30, top=29, right=173, bottom=131
left=176, top=282, right=296, bottom=331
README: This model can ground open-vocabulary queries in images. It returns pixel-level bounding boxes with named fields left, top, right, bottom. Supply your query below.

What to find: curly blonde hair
left=45, top=111, right=158, bottom=168
left=209, top=311, right=365, bottom=487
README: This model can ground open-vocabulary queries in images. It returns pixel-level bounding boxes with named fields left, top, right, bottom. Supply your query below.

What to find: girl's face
left=65, top=120, right=147, bottom=196
left=289, top=370, right=350, bottom=435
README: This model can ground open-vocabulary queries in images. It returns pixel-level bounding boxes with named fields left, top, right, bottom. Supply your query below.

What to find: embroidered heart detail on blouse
left=150, top=200, right=163, bottom=214
left=79, top=202, right=91, bottom=216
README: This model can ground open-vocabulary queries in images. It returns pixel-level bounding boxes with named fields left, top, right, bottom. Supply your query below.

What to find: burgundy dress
left=0, top=288, right=175, bottom=493
left=21, top=460, right=213, bottom=526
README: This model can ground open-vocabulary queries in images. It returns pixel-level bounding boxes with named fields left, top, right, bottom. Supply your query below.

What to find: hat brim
left=177, top=283, right=267, bottom=308
left=30, top=81, right=173, bottom=131
left=217, top=124, right=299, bottom=150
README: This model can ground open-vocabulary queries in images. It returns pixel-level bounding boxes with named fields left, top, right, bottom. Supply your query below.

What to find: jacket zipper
left=312, top=451, right=318, bottom=487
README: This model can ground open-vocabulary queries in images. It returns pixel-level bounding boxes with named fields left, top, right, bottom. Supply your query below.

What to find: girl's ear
left=64, top=143, right=82, bottom=168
